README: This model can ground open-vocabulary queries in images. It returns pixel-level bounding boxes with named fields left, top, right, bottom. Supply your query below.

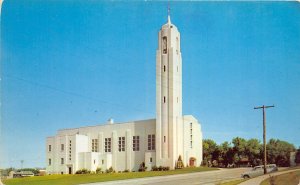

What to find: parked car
left=241, top=164, right=278, bottom=178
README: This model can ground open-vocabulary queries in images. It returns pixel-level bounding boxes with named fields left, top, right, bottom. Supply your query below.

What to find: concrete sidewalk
left=239, top=169, right=300, bottom=185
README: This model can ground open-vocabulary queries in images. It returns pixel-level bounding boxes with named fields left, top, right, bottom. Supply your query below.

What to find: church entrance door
left=189, top=157, right=196, bottom=167
left=68, top=167, right=72, bottom=174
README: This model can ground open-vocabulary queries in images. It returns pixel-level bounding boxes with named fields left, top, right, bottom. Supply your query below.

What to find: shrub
left=163, top=166, right=169, bottom=171
left=138, top=162, right=147, bottom=172
left=152, top=165, right=158, bottom=171
left=201, top=160, right=207, bottom=167
left=175, top=155, right=184, bottom=169
left=96, top=167, right=102, bottom=174
left=212, top=160, right=218, bottom=167
left=123, top=169, right=129, bottom=173
left=105, top=167, right=115, bottom=173
left=75, top=169, right=91, bottom=174
left=154, top=166, right=169, bottom=171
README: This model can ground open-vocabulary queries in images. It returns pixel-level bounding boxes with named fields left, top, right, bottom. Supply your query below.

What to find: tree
left=232, top=137, right=247, bottom=165
left=202, top=137, right=296, bottom=168
left=267, top=139, right=296, bottom=167
left=218, top=141, right=231, bottom=167
left=245, top=139, right=261, bottom=166
left=203, top=139, right=217, bottom=166
left=295, top=148, right=300, bottom=164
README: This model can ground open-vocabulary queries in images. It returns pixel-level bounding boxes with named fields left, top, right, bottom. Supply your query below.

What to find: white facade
left=46, top=14, right=203, bottom=174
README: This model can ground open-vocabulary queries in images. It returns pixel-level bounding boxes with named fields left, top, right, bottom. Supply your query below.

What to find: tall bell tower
left=156, top=10, right=183, bottom=168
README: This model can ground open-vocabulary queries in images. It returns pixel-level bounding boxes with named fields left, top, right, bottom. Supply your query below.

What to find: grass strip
left=260, top=169, right=300, bottom=185
left=217, top=179, right=246, bottom=185
left=3, top=167, right=218, bottom=185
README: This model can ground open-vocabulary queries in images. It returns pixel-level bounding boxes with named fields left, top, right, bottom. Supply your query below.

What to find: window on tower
left=164, top=65, right=166, bottom=72
left=176, top=37, right=179, bottom=54
left=162, top=36, right=167, bottom=54
left=164, top=96, right=166, bottom=103
left=190, top=123, right=193, bottom=148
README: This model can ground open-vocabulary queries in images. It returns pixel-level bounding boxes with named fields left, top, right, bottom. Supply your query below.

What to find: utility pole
left=20, top=160, right=24, bottom=170
left=254, top=105, right=274, bottom=174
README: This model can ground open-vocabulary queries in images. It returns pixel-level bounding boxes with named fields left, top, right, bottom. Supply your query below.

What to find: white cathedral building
left=46, top=13, right=203, bottom=174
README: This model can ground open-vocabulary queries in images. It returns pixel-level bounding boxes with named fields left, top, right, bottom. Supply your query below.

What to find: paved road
left=81, top=168, right=249, bottom=185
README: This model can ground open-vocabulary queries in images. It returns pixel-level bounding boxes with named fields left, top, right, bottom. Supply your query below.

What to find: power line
left=2, top=73, right=200, bottom=123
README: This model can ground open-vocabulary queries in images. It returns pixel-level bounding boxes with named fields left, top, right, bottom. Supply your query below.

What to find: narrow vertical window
left=148, top=134, right=155, bottom=150
left=92, top=139, right=98, bottom=152
left=164, top=136, right=166, bottom=143
left=118, top=137, right=125, bottom=152
left=164, top=96, right=166, bottom=103
left=61, top=144, right=64, bottom=151
left=105, top=138, right=111, bottom=152
left=150, top=157, right=152, bottom=162
left=61, top=158, right=64, bottom=164
left=48, top=159, right=51, bottom=165
left=48, top=145, right=51, bottom=152
left=164, top=65, right=166, bottom=72
left=133, top=136, right=140, bottom=151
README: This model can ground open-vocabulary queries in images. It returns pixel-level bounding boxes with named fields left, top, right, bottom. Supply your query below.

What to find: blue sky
left=1, top=1, right=300, bottom=168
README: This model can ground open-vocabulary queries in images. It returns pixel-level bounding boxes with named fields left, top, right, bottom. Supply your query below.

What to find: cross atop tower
left=167, top=2, right=171, bottom=24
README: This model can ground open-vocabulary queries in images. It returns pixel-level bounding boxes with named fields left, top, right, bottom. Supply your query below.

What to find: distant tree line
left=202, top=137, right=297, bottom=167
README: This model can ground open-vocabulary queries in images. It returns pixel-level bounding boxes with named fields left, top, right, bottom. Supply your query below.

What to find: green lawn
left=3, top=167, right=218, bottom=185
left=260, top=170, right=300, bottom=185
